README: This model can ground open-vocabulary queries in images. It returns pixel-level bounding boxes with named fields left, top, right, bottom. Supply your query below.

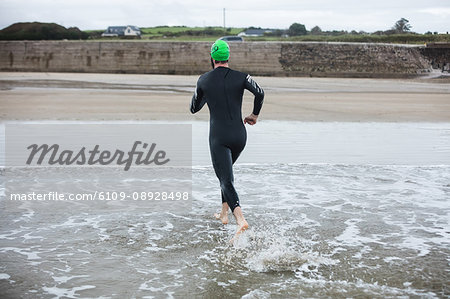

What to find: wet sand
left=0, top=72, right=449, bottom=122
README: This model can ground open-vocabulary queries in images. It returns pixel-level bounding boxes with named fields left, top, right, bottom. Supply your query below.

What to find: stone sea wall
left=0, top=41, right=446, bottom=78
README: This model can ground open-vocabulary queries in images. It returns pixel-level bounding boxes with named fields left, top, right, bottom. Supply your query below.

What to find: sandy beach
left=0, top=72, right=449, bottom=122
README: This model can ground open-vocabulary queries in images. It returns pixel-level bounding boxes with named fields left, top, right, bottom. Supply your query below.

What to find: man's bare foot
left=235, top=219, right=249, bottom=235
left=214, top=212, right=229, bottom=224
left=215, top=202, right=230, bottom=224
left=230, top=207, right=249, bottom=241
left=230, top=220, right=249, bottom=243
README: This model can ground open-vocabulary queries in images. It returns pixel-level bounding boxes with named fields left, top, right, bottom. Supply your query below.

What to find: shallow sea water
left=1, top=121, right=449, bottom=298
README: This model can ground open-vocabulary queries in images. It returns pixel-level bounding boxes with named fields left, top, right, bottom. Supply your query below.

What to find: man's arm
left=190, top=81, right=206, bottom=114
left=244, top=75, right=264, bottom=125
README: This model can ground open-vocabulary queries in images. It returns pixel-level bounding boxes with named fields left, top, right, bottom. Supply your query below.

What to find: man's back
left=196, top=66, right=247, bottom=122
left=192, top=66, right=264, bottom=123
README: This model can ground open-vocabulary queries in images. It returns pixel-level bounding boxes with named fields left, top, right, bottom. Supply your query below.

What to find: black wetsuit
left=190, top=66, right=264, bottom=212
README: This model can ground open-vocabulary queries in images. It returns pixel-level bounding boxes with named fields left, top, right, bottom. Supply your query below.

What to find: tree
left=393, top=18, right=412, bottom=33
left=310, top=26, right=322, bottom=35
left=0, top=22, right=88, bottom=40
left=288, top=23, right=307, bottom=36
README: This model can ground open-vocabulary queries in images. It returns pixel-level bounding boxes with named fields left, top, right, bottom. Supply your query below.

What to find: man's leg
left=211, top=145, right=248, bottom=234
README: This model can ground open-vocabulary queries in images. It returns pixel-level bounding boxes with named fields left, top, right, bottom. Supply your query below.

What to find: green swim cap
left=211, top=39, right=230, bottom=61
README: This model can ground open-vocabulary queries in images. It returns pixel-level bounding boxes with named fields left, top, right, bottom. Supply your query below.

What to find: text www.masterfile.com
left=9, top=191, right=190, bottom=201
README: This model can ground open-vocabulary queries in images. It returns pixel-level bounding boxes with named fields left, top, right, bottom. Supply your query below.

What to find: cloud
left=0, top=0, right=449, bottom=32
left=418, top=7, right=450, bottom=17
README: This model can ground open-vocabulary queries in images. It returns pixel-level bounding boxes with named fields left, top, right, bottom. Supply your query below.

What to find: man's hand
left=244, top=113, right=258, bottom=125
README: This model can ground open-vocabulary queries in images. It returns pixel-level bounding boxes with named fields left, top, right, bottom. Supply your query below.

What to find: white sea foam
left=42, top=285, right=96, bottom=299
left=1, top=246, right=41, bottom=260
left=241, top=289, right=271, bottom=299
left=53, top=275, right=89, bottom=284
left=0, top=273, right=11, bottom=280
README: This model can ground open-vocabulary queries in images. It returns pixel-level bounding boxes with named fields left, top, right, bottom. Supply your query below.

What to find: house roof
left=244, top=29, right=267, bottom=35
left=105, top=25, right=140, bottom=32
left=127, top=25, right=140, bottom=31
left=107, top=26, right=127, bottom=31
left=241, top=29, right=274, bottom=35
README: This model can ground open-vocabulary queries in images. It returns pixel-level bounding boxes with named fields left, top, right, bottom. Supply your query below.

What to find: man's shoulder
left=197, top=70, right=212, bottom=84
left=198, top=68, right=247, bottom=81
left=229, top=68, right=247, bottom=76
left=228, top=68, right=248, bottom=80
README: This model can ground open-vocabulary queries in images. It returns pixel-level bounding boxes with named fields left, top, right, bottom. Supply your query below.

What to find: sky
left=0, top=0, right=449, bottom=33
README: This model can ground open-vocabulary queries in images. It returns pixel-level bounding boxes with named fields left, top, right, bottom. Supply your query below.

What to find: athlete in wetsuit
left=190, top=39, right=264, bottom=237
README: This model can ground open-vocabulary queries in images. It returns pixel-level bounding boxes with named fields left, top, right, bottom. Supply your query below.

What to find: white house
left=238, top=29, right=273, bottom=37
left=102, top=25, right=141, bottom=37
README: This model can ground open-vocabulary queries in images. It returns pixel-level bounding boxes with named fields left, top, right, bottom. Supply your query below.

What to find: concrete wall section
left=1, top=41, right=212, bottom=74
left=0, top=41, right=439, bottom=77
left=279, top=43, right=432, bottom=78
left=420, top=45, right=450, bottom=72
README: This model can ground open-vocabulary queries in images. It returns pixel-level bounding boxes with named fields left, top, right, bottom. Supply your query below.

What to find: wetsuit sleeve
left=244, top=74, right=265, bottom=115
left=190, top=79, right=206, bottom=114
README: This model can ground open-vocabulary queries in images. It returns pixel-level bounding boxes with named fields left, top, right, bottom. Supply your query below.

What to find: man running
left=190, top=39, right=265, bottom=238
